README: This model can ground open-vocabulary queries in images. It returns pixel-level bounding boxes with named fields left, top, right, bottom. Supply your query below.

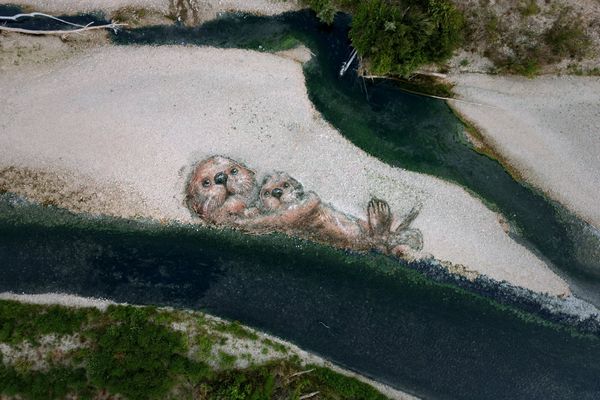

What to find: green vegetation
left=0, top=359, right=91, bottom=400
left=518, top=0, right=540, bottom=17
left=544, top=8, right=590, bottom=60
left=303, top=0, right=464, bottom=76
left=465, top=3, right=592, bottom=76
left=0, top=300, right=93, bottom=345
left=0, top=300, right=391, bottom=400
left=86, top=306, right=209, bottom=400
left=213, top=320, right=259, bottom=341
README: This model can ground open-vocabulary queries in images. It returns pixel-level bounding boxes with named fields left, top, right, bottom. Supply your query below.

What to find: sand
left=451, top=73, right=600, bottom=229
left=4, top=0, right=299, bottom=20
left=0, top=45, right=571, bottom=297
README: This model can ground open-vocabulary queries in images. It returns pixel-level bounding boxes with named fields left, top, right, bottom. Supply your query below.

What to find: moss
left=262, top=338, right=289, bottom=353
left=217, top=350, right=237, bottom=369
left=518, top=0, right=540, bottom=17
left=0, top=358, right=92, bottom=400
left=213, top=320, right=259, bottom=341
left=311, top=365, right=389, bottom=399
left=86, top=305, right=199, bottom=400
left=0, top=300, right=93, bottom=345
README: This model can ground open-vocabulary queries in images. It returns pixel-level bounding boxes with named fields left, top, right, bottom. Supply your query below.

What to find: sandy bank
left=4, top=0, right=299, bottom=20
left=451, top=73, right=600, bottom=229
left=0, top=45, right=571, bottom=297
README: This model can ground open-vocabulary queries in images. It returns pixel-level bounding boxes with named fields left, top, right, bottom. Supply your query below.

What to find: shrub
left=519, top=0, right=540, bottom=17
left=544, top=8, right=590, bottom=59
left=86, top=306, right=207, bottom=400
left=0, top=300, right=91, bottom=345
left=303, top=0, right=463, bottom=76
left=0, top=358, right=90, bottom=400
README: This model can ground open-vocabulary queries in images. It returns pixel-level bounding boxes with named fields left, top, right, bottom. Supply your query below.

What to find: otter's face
left=259, top=172, right=304, bottom=212
left=187, top=156, right=256, bottom=218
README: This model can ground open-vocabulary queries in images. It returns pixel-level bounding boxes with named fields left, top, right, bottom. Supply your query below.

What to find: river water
left=1, top=7, right=599, bottom=399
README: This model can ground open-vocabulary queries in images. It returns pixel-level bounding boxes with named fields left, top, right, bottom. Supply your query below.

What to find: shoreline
left=450, top=73, right=600, bottom=230
left=2, top=190, right=598, bottom=334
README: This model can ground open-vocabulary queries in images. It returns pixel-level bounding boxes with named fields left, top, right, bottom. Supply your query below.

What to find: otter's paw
left=368, top=198, right=392, bottom=236
left=390, top=228, right=424, bottom=252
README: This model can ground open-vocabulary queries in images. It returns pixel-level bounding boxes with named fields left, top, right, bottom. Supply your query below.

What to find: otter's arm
left=233, top=192, right=321, bottom=231
left=395, top=203, right=422, bottom=232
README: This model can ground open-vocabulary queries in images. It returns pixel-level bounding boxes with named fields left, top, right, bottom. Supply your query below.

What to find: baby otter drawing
left=186, top=155, right=423, bottom=256
left=236, top=171, right=393, bottom=251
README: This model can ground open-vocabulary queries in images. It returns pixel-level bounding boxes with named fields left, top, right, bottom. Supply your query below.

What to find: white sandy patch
left=5, top=0, right=299, bottom=17
left=0, top=292, right=116, bottom=310
left=0, top=333, right=85, bottom=371
left=451, top=73, right=600, bottom=229
left=0, top=45, right=570, bottom=296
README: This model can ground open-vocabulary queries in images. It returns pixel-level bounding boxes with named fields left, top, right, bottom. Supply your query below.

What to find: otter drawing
left=186, top=156, right=423, bottom=256
left=235, top=171, right=408, bottom=252
left=186, top=155, right=258, bottom=225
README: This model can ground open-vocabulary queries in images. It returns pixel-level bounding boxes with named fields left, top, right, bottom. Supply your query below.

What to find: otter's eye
left=231, top=168, right=238, bottom=175
left=283, top=182, right=290, bottom=189
left=263, top=191, right=270, bottom=197
left=202, top=179, right=211, bottom=187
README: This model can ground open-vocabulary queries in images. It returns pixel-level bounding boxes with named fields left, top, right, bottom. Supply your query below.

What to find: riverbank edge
left=1, top=191, right=598, bottom=337
left=0, top=292, right=417, bottom=400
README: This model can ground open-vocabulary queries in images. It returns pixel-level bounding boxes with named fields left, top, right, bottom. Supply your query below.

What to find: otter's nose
left=214, top=172, right=228, bottom=185
left=271, top=188, right=283, bottom=199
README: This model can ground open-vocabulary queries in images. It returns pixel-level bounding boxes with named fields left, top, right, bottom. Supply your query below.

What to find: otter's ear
left=290, top=177, right=303, bottom=190
left=261, top=175, right=272, bottom=185
left=247, top=167, right=256, bottom=176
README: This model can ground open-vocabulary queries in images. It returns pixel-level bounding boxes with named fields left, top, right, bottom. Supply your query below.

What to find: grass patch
left=518, top=0, right=540, bottom=17
left=0, top=300, right=93, bottom=345
left=544, top=8, right=591, bottom=60
left=0, top=299, right=395, bottom=399
left=0, top=358, right=91, bottom=400
left=213, top=320, right=259, bottom=341
left=86, top=305, right=210, bottom=400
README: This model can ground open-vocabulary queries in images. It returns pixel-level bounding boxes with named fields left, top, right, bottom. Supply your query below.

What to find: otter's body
left=186, top=157, right=423, bottom=257
left=240, top=172, right=392, bottom=252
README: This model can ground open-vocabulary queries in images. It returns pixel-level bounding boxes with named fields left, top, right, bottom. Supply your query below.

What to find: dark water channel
left=1, top=199, right=599, bottom=400
left=1, top=7, right=600, bottom=399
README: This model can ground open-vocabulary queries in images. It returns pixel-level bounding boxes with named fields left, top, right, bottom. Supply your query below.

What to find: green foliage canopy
left=304, top=0, right=464, bottom=76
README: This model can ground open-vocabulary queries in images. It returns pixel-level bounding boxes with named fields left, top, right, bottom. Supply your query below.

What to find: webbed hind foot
left=367, top=197, right=392, bottom=237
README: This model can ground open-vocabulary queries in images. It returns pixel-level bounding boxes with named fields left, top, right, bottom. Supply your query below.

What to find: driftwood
left=288, top=369, right=315, bottom=379
left=0, top=12, right=85, bottom=27
left=361, top=73, right=494, bottom=107
left=0, top=11, right=126, bottom=35
left=299, top=392, right=320, bottom=400
left=0, top=23, right=126, bottom=35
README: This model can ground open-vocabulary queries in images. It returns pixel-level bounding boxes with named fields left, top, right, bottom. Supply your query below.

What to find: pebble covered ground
left=0, top=45, right=570, bottom=296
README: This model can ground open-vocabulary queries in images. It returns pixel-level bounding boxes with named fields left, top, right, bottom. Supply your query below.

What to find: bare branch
left=299, top=392, right=320, bottom=400
left=0, top=12, right=86, bottom=28
left=288, top=368, right=315, bottom=378
left=361, top=74, right=495, bottom=107
left=0, top=23, right=127, bottom=36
